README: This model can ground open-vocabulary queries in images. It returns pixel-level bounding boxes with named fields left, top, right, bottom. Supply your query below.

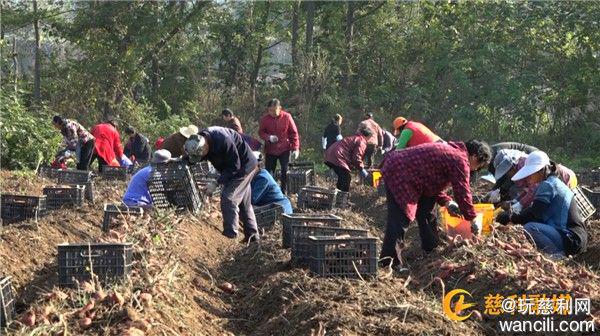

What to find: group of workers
left=51, top=99, right=589, bottom=263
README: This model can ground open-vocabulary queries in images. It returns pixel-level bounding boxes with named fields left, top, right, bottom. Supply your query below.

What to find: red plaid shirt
left=381, top=141, right=476, bottom=221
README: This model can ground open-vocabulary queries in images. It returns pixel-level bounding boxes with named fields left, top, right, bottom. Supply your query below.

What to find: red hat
left=155, top=137, right=165, bottom=149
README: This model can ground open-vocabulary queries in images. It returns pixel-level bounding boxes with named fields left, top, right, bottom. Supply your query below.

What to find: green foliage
left=0, top=91, right=62, bottom=170
left=1, top=0, right=599, bottom=170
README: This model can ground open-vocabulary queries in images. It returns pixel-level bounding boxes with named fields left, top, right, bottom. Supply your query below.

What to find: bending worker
left=392, top=117, right=442, bottom=150
left=185, top=126, right=260, bottom=243
left=122, top=149, right=172, bottom=207
left=251, top=152, right=293, bottom=214
left=496, top=151, right=587, bottom=258
left=324, top=128, right=372, bottom=192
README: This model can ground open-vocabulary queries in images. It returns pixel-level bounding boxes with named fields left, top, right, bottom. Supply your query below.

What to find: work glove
left=380, top=148, right=385, bottom=155
left=510, top=202, right=523, bottom=215
left=446, top=201, right=462, bottom=217
left=487, top=189, right=501, bottom=203
left=268, top=135, right=279, bottom=143
left=291, top=150, right=299, bottom=161
left=321, top=137, right=327, bottom=150
left=205, top=181, right=219, bottom=194
left=359, top=169, right=369, bottom=179
left=336, top=134, right=343, bottom=141
left=119, top=154, right=133, bottom=168
left=496, top=211, right=511, bottom=225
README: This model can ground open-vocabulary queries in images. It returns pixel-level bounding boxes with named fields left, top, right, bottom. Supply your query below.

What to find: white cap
left=493, top=149, right=527, bottom=181
left=511, top=151, right=550, bottom=181
left=179, top=125, right=199, bottom=138
left=151, top=149, right=172, bottom=163
left=480, top=173, right=496, bottom=184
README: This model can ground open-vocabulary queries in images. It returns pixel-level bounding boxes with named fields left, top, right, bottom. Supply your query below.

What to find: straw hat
left=179, top=125, right=199, bottom=138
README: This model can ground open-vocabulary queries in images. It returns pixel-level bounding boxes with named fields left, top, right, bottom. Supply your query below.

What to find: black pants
left=325, top=162, right=351, bottom=192
left=364, top=144, right=376, bottom=169
left=91, top=152, right=109, bottom=173
left=77, top=139, right=95, bottom=171
left=265, top=151, right=290, bottom=193
left=379, top=188, right=440, bottom=267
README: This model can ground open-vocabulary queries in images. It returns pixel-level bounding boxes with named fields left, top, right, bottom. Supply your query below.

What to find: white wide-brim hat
left=511, top=151, right=550, bottom=181
left=179, top=125, right=199, bottom=138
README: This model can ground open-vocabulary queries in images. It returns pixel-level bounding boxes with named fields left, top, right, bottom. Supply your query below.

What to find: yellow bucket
left=440, top=203, right=494, bottom=238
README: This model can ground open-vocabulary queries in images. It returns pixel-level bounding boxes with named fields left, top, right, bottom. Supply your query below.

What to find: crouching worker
left=496, top=151, right=587, bottom=258
left=122, top=149, right=172, bottom=208
left=380, top=140, right=492, bottom=267
left=251, top=152, right=293, bottom=214
left=324, top=128, right=372, bottom=192
left=184, top=127, right=260, bottom=242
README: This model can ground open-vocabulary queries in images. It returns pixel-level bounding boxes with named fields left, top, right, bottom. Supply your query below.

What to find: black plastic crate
left=43, top=185, right=85, bottom=209
left=582, top=187, right=599, bottom=219
left=193, top=176, right=221, bottom=197
left=254, top=203, right=284, bottom=230
left=148, top=162, right=202, bottom=213
left=282, top=213, right=342, bottom=248
left=0, top=277, right=15, bottom=328
left=573, top=186, right=596, bottom=221
left=55, top=169, right=93, bottom=184
left=57, top=243, right=133, bottom=287
left=59, top=181, right=94, bottom=203
left=102, top=203, right=144, bottom=232
left=306, top=236, right=378, bottom=278
left=0, top=195, right=47, bottom=223
left=297, top=186, right=338, bottom=211
left=335, top=190, right=350, bottom=209
left=101, top=166, right=130, bottom=181
left=287, top=169, right=314, bottom=195
left=291, top=226, right=369, bottom=263
left=289, top=161, right=315, bottom=170
left=37, top=166, right=63, bottom=179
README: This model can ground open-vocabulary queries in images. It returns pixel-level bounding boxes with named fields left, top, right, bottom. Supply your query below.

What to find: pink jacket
left=258, top=110, right=300, bottom=156
left=324, top=134, right=367, bottom=171
left=357, top=119, right=383, bottom=146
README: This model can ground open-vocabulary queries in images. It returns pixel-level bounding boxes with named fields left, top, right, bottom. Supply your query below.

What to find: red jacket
left=324, top=134, right=367, bottom=171
left=405, top=121, right=441, bottom=147
left=258, top=110, right=300, bottom=156
left=91, top=123, right=123, bottom=166
left=357, top=118, right=383, bottom=146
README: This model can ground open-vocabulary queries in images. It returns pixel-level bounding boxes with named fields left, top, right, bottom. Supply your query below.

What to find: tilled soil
left=1, top=170, right=599, bottom=335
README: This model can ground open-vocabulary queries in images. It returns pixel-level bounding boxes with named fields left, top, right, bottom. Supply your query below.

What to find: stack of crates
left=254, top=203, right=284, bottom=231
left=57, top=242, right=133, bottom=287
left=291, top=226, right=368, bottom=263
left=304, top=236, right=378, bottom=278
left=56, top=170, right=94, bottom=203
left=282, top=213, right=342, bottom=248
left=287, top=162, right=315, bottom=194
left=102, top=203, right=144, bottom=232
left=148, top=161, right=202, bottom=213
left=573, top=186, right=596, bottom=221
left=101, top=166, right=130, bottom=181
left=297, top=186, right=338, bottom=211
left=0, top=277, right=15, bottom=328
left=43, top=185, right=85, bottom=209
left=0, top=195, right=47, bottom=224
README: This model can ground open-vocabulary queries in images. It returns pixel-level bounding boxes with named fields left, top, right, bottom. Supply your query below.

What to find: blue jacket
left=251, top=169, right=292, bottom=214
left=200, top=127, right=258, bottom=184
left=122, top=165, right=153, bottom=207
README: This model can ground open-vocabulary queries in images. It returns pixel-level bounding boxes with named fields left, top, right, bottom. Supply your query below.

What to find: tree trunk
left=291, top=0, right=300, bottom=68
left=12, top=36, right=18, bottom=94
left=32, top=0, right=41, bottom=103
left=304, top=1, right=315, bottom=53
left=342, top=1, right=355, bottom=96
left=250, top=1, right=271, bottom=112
left=151, top=54, right=159, bottom=95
